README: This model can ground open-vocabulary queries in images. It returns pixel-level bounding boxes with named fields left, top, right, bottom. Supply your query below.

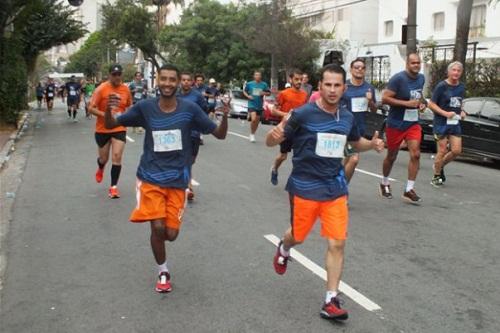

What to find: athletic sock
left=382, top=177, right=390, bottom=185
left=326, top=290, right=338, bottom=303
left=279, top=243, right=290, bottom=257
left=72, top=110, right=77, bottom=119
left=110, top=164, right=122, bottom=186
left=67, top=109, right=71, bottom=117
left=97, top=158, right=105, bottom=170
left=406, top=180, right=415, bottom=192
left=158, top=261, right=168, bottom=274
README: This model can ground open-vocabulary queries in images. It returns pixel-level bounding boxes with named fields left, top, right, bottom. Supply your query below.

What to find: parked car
left=261, top=94, right=280, bottom=125
left=229, top=89, right=248, bottom=119
left=364, top=97, right=500, bottom=162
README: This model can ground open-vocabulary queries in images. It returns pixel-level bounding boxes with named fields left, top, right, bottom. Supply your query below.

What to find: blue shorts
left=249, top=108, right=263, bottom=116
left=433, top=124, right=462, bottom=139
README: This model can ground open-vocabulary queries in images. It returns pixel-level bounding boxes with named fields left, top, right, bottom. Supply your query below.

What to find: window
left=337, top=8, right=344, bottom=21
left=433, top=12, right=445, bottom=31
left=384, top=20, right=394, bottom=37
left=480, top=100, right=500, bottom=120
left=463, top=99, right=484, bottom=116
left=470, top=5, right=486, bottom=38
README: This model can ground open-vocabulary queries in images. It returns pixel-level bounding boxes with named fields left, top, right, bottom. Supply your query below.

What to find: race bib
left=446, top=114, right=460, bottom=125
left=315, top=133, right=346, bottom=158
left=351, top=97, right=368, bottom=112
left=403, top=109, right=419, bottom=122
left=152, top=129, right=182, bottom=152
left=47, top=92, right=54, bottom=97
left=69, top=90, right=76, bottom=96
left=208, top=98, right=215, bottom=104
left=449, top=97, right=462, bottom=108
left=134, top=92, right=143, bottom=100
left=252, top=88, right=263, bottom=96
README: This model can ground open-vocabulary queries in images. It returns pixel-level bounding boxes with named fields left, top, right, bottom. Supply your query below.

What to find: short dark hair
left=254, top=70, right=262, bottom=75
left=350, top=58, right=366, bottom=68
left=319, top=64, right=346, bottom=83
left=406, top=52, right=420, bottom=62
left=158, top=64, right=180, bottom=78
left=289, top=68, right=303, bottom=78
left=134, top=71, right=142, bottom=76
left=194, top=73, right=204, bottom=80
left=180, top=72, right=192, bottom=78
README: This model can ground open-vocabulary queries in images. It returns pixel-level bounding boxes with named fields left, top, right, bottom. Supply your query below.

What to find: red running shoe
left=273, top=241, right=290, bottom=275
left=320, top=296, right=348, bottom=321
left=108, top=186, right=120, bottom=199
left=95, top=167, right=104, bottom=183
left=155, top=272, right=172, bottom=293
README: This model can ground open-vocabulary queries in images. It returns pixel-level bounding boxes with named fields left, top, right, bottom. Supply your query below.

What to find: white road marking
left=355, top=168, right=397, bottom=182
left=126, top=135, right=135, bottom=143
left=191, top=179, right=200, bottom=186
left=264, top=234, right=382, bottom=312
left=228, top=131, right=250, bottom=140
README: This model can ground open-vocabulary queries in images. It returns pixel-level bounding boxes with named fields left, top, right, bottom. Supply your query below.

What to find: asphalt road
left=1, top=101, right=499, bottom=333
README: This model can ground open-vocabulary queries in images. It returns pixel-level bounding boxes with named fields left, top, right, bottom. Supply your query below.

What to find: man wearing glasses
left=342, top=58, right=378, bottom=183
left=89, top=64, right=133, bottom=199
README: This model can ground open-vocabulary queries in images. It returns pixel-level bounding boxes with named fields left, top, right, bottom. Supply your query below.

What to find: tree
left=65, top=31, right=110, bottom=78
left=453, top=0, right=473, bottom=65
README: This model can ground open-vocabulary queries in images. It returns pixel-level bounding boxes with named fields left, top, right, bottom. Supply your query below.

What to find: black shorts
left=45, top=96, right=54, bottom=102
left=280, top=140, right=292, bottom=154
left=191, top=137, right=201, bottom=161
left=37, top=96, right=43, bottom=102
left=248, top=108, right=263, bottom=116
left=95, top=131, right=127, bottom=148
left=67, top=97, right=78, bottom=107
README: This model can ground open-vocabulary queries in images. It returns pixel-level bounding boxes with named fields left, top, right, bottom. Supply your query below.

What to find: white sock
left=406, top=180, right=415, bottom=192
left=279, top=244, right=290, bottom=257
left=326, top=290, right=338, bottom=303
left=382, top=177, right=390, bottom=186
left=158, top=261, right=168, bottom=274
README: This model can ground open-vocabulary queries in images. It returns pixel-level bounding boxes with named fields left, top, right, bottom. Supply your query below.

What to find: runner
left=35, top=82, right=44, bottom=109
left=103, top=64, right=230, bottom=293
left=205, top=78, right=220, bottom=120
left=129, top=71, right=148, bottom=133
left=176, top=72, right=208, bottom=201
left=194, top=74, right=206, bottom=95
left=266, top=64, right=384, bottom=321
left=58, top=83, right=65, bottom=103
left=380, top=53, right=426, bottom=203
left=44, top=78, right=56, bottom=113
left=301, top=73, right=313, bottom=98
left=88, top=64, right=132, bottom=198
left=270, top=69, right=308, bottom=185
left=243, top=70, right=270, bottom=142
left=83, top=79, right=96, bottom=119
left=429, top=61, right=466, bottom=187
left=65, top=75, right=82, bottom=122
left=342, top=58, right=378, bottom=183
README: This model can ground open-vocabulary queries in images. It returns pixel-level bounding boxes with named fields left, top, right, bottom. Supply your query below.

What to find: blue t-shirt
left=431, top=80, right=465, bottom=131
left=386, top=71, right=425, bottom=131
left=65, top=82, right=81, bottom=101
left=45, top=84, right=56, bottom=98
left=129, top=80, right=148, bottom=103
left=343, top=80, right=377, bottom=136
left=284, top=102, right=361, bottom=201
left=117, top=98, right=217, bottom=189
left=245, top=81, right=269, bottom=111
left=177, top=88, right=208, bottom=139
left=195, top=84, right=206, bottom=95
left=205, top=86, right=220, bottom=109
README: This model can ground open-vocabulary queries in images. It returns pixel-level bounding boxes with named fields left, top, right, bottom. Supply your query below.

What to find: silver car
left=229, top=89, right=248, bottom=119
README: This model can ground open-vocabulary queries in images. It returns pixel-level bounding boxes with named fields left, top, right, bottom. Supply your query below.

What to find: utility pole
left=406, top=0, right=417, bottom=55
left=270, top=0, right=278, bottom=90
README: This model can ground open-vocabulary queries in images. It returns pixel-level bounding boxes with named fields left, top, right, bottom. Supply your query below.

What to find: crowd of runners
left=35, top=51, right=467, bottom=322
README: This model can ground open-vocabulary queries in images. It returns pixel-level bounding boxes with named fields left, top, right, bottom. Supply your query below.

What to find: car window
left=232, top=90, right=245, bottom=99
left=480, top=100, right=500, bottom=121
left=463, top=100, right=483, bottom=116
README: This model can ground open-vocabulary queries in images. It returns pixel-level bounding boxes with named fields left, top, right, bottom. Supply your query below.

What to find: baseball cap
left=109, top=64, right=123, bottom=74
left=209, top=78, right=216, bottom=83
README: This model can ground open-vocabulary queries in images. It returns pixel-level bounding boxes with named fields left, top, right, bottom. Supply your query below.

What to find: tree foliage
left=65, top=31, right=109, bottom=78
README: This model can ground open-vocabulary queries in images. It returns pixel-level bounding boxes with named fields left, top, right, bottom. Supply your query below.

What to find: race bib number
left=403, top=109, right=419, bottom=122
left=252, top=88, right=263, bottom=96
left=134, top=92, right=143, bottom=100
left=47, top=92, right=54, bottom=97
left=446, top=114, right=460, bottom=125
left=69, top=90, right=77, bottom=96
left=208, top=98, right=215, bottom=104
left=152, top=129, right=182, bottom=152
left=315, top=133, right=346, bottom=158
left=351, top=97, right=368, bottom=112
left=449, top=97, right=462, bottom=108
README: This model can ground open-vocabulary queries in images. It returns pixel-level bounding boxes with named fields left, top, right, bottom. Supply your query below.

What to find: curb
left=0, top=110, right=31, bottom=172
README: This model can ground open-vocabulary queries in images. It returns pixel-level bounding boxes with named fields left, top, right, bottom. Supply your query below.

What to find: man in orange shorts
left=103, top=64, right=230, bottom=293
left=89, top=64, right=132, bottom=198
left=266, top=64, right=384, bottom=321
left=380, top=53, right=426, bottom=204
left=270, top=69, right=308, bottom=186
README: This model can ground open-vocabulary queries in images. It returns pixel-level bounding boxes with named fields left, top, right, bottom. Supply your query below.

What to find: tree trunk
left=453, top=0, right=473, bottom=64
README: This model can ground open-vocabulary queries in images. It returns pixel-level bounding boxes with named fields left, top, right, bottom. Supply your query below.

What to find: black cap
left=109, top=64, right=123, bottom=74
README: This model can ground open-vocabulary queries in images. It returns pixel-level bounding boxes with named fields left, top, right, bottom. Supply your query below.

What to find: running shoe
left=270, top=168, right=278, bottom=186
left=155, top=271, right=172, bottom=293
left=402, top=189, right=422, bottom=204
left=108, top=186, right=120, bottom=199
left=379, top=183, right=393, bottom=199
left=95, top=167, right=104, bottom=183
left=320, top=296, right=348, bottom=321
left=273, top=240, right=290, bottom=275
left=249, top=134, right=256, bottom=143
left=440, top=167, right=446, bottom=183
left=73, top=118, right=78, bottom=123
left=430, top=175, right=443, bottom=188
left=187, top=188, right=195, bottom=201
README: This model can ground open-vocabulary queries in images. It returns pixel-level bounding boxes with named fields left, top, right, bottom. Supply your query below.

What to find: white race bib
left=449, top=97, right=462, bottom=108
left=351, top=97, right=368, bottom=112
left=446, top=114, right=460, bottom=125
left=152, top=129, right=182, bottom=152
left=252, top=88, right=263, bottom=96
left=208, top=98, right=215, bottom=104
left=69, top=90, right=77, bottom=96
left=47, top=92, right=54, bottom=97
left=134, top=92, right=143, bottom=100
left=315, top=133, right=346, bottom=158
left=403, top=109, right=419, bottom=122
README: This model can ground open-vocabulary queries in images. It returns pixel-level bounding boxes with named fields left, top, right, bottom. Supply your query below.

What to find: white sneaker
left=249, top=134, right=256, bottom=143
left=73, top=118, right=78, bottom=123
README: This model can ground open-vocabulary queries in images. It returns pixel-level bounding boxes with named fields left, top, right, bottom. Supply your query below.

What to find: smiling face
left=158, top=69, right=179, bottom=98
left=350, top=60, right=366, bottom=81
left=319, top=71, right=346, bottom=107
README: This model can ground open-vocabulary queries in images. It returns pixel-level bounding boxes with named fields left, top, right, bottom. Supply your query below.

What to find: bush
left=0, top=38, right=28, bottom=126
left=429, top=58, right=500, bottom=97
